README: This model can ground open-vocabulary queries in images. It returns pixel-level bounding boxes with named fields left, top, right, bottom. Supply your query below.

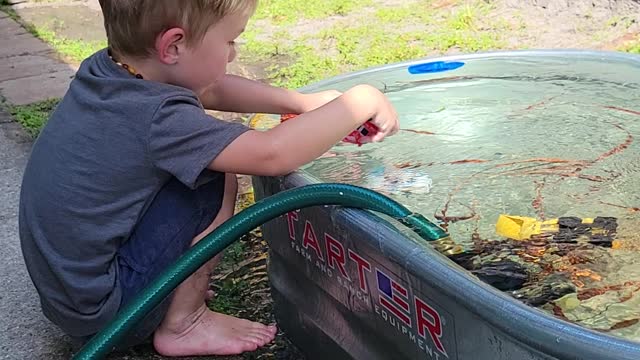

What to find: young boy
left=18, top=0, right=399, bottom=357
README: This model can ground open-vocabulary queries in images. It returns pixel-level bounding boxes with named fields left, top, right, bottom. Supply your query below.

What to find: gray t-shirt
left=18, top=48, right=250, bottom=336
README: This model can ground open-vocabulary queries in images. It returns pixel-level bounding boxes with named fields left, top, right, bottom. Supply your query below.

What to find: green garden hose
left=73, top=183, right=451, bottom=360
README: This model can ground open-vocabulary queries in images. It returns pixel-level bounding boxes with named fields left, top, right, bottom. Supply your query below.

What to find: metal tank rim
left=295, top=48, right=640, bottom=93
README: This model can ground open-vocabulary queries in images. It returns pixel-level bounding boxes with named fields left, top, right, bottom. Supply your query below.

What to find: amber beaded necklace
left=108, top=49, right=144, bottom=79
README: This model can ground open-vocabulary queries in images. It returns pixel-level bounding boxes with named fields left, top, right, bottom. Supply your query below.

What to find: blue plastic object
left=408, top=61, right=465, bottom=74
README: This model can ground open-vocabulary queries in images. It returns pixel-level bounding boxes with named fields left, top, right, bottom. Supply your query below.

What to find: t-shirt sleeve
left=148, top=95, right=251, bottom=188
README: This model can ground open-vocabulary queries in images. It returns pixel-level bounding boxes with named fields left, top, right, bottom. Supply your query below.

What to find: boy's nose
left=228, top=47, right=237, bottom=63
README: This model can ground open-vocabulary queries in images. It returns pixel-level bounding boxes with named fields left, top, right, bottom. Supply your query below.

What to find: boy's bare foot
left=153, top=305, right=277, bottom=357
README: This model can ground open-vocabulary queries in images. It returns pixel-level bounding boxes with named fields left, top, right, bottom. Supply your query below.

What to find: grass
left=254, top=0, right=373, bottom=24
left=207, top=240, right=247, bottom=313
left=242, top=0, right=509, bottom=89
left=606, top=15, right=636, bottom=30
left=208, top=241, right=252, bottom=315
left=6, top=98, right=60, bottom=137
left=208, top=279, right=249, bottom=313
left=31, top=27, right=106, bottom=63
left=625, top=37, right=640, bottom=54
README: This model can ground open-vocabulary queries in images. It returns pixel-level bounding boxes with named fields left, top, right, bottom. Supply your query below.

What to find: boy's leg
left=152, top=173, right=277, bottom=357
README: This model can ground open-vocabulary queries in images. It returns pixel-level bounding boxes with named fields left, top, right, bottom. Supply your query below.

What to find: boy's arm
left=198, top=74, right=338, bottom=114
left=208, top=85, right=399, bottom=177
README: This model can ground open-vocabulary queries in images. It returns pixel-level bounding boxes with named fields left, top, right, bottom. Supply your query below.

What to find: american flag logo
left=376, top=269, right=411, bottom=326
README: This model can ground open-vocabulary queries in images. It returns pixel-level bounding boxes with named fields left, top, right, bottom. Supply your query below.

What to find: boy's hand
left=360, top=86, right=399, bottom=143
left=297, top=90, right=342, bottom=113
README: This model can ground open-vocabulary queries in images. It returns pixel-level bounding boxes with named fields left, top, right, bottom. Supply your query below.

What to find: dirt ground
left=497, top=0, right=640, bottom=50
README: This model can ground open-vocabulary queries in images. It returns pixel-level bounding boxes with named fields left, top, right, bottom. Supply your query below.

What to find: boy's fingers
left=372, top=131, right=386, bottom=142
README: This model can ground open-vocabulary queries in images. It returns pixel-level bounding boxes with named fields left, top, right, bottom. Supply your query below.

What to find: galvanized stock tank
left=251, top=50, right=640, bottom=360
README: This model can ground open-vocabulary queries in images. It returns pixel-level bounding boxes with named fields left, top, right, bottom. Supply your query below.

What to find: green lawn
left=626, top=40, right=640, bottom=53
left=31, top=27, right=107, bottom=63
left=241, top=0, right=512, bottom=88
left=5, top=0, right=639, bottom=91
left=2, top=0, right=639, bottom=137
left=6, top=98, right=60, bottom=137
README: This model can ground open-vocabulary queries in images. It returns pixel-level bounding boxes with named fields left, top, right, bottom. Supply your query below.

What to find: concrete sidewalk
left=0, top=112, right=74, bottom=360
left=0, top=11, right=76, bottom=104
left=0, top=6, right=78, bottom=359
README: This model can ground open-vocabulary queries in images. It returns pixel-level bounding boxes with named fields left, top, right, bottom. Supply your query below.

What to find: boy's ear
left=155, top=27, right=187, bottom=65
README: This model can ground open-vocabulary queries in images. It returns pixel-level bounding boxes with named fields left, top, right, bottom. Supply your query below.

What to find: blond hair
left=99, top=0, right=257, bottom=58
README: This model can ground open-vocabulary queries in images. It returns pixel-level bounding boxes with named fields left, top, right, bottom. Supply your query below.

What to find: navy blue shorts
left=74, top=173, right=226, bottom=351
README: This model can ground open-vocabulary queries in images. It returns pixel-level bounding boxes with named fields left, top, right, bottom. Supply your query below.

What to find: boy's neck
left=109, top=50, right=171, bottom=85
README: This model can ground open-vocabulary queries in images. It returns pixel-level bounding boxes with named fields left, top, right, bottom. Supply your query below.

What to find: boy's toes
left=247, top=329, right=275, bottom=345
